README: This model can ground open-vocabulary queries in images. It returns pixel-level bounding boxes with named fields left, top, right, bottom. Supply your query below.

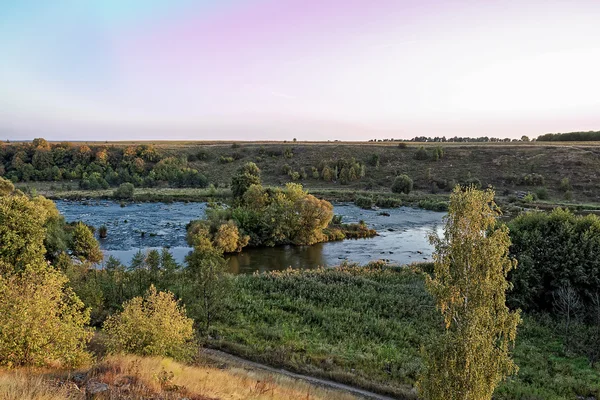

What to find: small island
left=186, top=162, right=377, bottom=253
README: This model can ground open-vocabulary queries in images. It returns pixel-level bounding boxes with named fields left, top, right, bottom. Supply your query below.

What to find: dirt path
left=201, top=348, right=404, bottom=400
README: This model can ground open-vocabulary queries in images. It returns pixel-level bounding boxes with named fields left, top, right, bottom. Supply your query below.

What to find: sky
left=1, top=0, right=599, bottom=141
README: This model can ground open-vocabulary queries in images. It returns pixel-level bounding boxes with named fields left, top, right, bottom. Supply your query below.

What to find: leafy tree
left=184, top=247, right=231, bottom=335
left=231, top=162, right=261, bottom=199
left=0, top=192, right=48, bottom=272
left=418, top=187, right=521, bottom=400
left=103, top=285, right=195, bottom=360
left=70, top=222, right=103, bottom=264
left=391, top=174, right=413, bottom=194
left=0, top=267, right=92, bottom=368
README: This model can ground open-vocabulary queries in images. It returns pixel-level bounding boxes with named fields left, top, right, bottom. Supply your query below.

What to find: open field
left=213, top=264, right=600, bottom=400
left=11, top=140, right=600, bottom=207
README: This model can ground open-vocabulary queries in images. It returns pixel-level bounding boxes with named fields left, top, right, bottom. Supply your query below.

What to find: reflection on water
left=56, top=200, right=445, bottom=274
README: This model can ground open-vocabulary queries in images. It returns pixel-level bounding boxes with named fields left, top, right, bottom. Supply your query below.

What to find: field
left=12, top=141, right=600, bottom=208
left=213, top=263, right=600, bottom=400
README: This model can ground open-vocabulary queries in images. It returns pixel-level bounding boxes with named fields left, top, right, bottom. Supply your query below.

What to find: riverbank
left=16, top=182, right=600, bottom=215
left=213, top=263, right=600, bottom=400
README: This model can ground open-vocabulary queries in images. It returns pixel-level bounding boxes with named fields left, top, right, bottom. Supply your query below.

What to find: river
left=55, top=200, right=445, bottom=274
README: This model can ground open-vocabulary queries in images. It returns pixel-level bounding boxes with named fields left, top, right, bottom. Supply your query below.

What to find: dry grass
left=91, top=355, right=358, bottom=400
left=0, top=355, right=358, bottom=400
left=0, top=371, right=78, bottom=400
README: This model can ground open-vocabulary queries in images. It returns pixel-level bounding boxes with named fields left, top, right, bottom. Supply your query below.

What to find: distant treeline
left=536, top=131, right=600, bottom=142
left=0, top=138, right=208, bottom=188
left=369, top=136, right=526, bottom=143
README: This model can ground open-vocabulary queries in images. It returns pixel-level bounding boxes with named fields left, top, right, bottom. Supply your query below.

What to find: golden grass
left=92, top=355, right=358, bottom=400
left=0, top=371, right=76, bottom=400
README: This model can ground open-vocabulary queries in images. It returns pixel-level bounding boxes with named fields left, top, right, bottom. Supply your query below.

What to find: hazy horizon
left=2, top=0, right=599, bottom=141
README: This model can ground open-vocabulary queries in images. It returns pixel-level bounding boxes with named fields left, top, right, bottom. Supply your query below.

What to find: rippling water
left=55, top=200, right=445, bottom=274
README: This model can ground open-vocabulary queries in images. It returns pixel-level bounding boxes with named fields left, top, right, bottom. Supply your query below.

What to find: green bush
left=103, top=285, right=195, bottom=360
left=535, top=187, right=549, bottom=200
left=508, top=208, right=600, bottom=312
left=414, top=146, right=429, bottom=160
left=418, top=199, right=449, bottom=211
left=354, top=196, right=374, bottom=209
left=219, top=156, right=235, bottom=164
left=113, top=182, right=134, bottom=200
left=391, top=174, right=413, bottom=194
left=375, top=197, right=402, bottom=208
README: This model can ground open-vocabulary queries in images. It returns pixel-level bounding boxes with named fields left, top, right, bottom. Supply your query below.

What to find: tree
left=103, top=285, right=195, bottom=360
left=184, top=247, right=230, bottom=335
left=418, top=187, right=521, bottom=400
left=70, top=222, right=103, bottom=264
left=231, top=162, right=261, bottom=199
left=391, top=174, right=413, bottom=194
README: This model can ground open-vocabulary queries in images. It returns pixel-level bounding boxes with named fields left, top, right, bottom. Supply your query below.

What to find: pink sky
left=1, top=0, right=599, bottom=141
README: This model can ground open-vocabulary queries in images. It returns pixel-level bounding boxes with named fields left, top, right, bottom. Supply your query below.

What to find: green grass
left=214, top=264, right=600, bottom=399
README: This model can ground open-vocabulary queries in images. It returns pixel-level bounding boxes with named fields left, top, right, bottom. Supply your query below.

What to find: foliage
left=414, top=146, right=429, bottom=160
left=354, top=195, right=374, bottom=209
left=70, top=222, right=103, bottom=264
left=0, top=176, right=14, bottom=196
left=0, top=140, right=208, bottom=189
left=520, top=173, right=545, bottom=186
left=391, top=174, right=413, bottom=194
left=184, top=248, right=231, bottom=335
left=537, top=130, right=600, bottom=141
left=189, top=182, right=338, bottom=250
left=0, top=265, right=92, bottom=368
left=103, top=285, right=195, bottom=360
left=418, top=187, right=521, bottom=400
left=113, top=182, right=135, bottom=199
left=507, top=208, right=600, bottom=313
left=231, top=162, right=261, bottom=199
left=418, top=199, right=448, bottom=212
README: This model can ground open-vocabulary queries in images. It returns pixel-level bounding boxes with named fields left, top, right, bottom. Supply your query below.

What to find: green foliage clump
left=354, top=195, right=374, bottom=209
left=103, top=285, right=195, bottom=360
left=559, top=177, right=572, bottom=192
left=414, top=146, right=429, bottom=160
left=113, top=182, right=134, bottom=200
left=0, top=266, right=92, bottom=368
left=70, top=222, right=103, bottom=264
left=231, top=162, right=261, bottom=199
left=535, top=187, right=549, bottom=200
left=508, top=208, right=600, bottom=313
left=418, top=199, right=448, bottom=212
left=190, top=182, right=338, bottom=249
left=374, top=197, right=402, bottom=208
left=520, top=173, right=545, bottom=186
left=391, top=174, right=413, bottom=194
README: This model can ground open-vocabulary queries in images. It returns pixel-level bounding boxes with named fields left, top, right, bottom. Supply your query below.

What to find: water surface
left=55, top=200, right=445, bottom=274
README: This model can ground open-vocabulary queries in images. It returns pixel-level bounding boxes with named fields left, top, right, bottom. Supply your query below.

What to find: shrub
left=535, top=187, right=549, bottom=200
left=520, top=173, right=545, bottom=186
left=414, top=146, right=429, bottom=160
left=391, top=174, right=413, bottom=194
left=113, top=182, right=134, bottom=200
left=219, top=156, right=234, bottom=164
left=98, top=225, right=108, bottom=239
left=0, top=266, right=92, bottom=368
left=560, top=177, right=572, bottom=192
left=375, top=197, right=402, bottom=208
left=103, top=286, right=195, bottom=360
left=418, top=199, right=449, bottom=212
left=508, top=208, right=600, bottom=312
left=398, top=142, right=408, bottom=148
left=354, top=196, right=374, bottom=209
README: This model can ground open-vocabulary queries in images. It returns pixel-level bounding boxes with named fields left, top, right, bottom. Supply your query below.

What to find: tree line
left=0, top=138, right=208, bottom=188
